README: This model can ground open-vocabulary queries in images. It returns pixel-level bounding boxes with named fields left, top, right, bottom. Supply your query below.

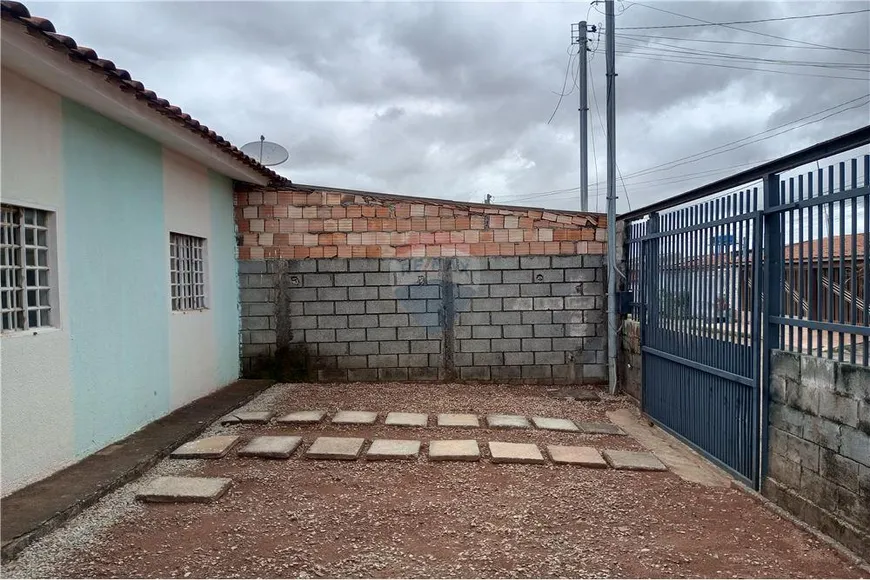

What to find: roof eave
left=1, top=18, right=271, bottom=186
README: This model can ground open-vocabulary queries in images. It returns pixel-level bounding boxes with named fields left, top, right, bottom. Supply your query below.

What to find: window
left=1, top=204, right=52, bottom=332
left=169, top=233, right=207, bottom=311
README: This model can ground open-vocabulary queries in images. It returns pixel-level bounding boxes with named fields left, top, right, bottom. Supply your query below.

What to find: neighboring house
left=0, top=1, right=286, bottom=494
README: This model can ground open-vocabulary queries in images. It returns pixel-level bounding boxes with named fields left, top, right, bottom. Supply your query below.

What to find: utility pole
left=572, top=21, right=590, bottom=212
left=605, top=0, right=618, bottom=395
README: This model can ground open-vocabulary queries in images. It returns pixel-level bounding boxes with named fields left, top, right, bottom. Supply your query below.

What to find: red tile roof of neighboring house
left=1, top=0, right=289, bottom=186
left=785, top=233, right=866, bottom=261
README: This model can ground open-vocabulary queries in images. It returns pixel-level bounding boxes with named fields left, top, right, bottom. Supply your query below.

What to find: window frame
left=1, top=203, right=55, bottom=334
left=169, top=232, right=209, bottom=312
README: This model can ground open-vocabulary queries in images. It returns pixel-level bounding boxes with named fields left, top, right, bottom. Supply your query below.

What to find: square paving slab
left=486, top=414, right=531, bottom=429
left=238, top=436, right=302, bottom=459
left=384, top=412, right=428, bottom=427
left=547, top=445, right=608, bottom=468
left=429, top=439, right=480, bottom=461
left=136, top=476, right=231, bottom=503
left=436, top=413, right=479, bottom=428
left=170, top=436, right=240, bottom=459
left=366, top=439, right=421, bottom=460
left=220, top=411, right=274, bottom=424
left=305, top=437, right=365, bottom=460
left=489, top=442, right=546, bottom=464
left=603, top=450, right=667, bottom=471
left=276, top=410, right=327, bottom=424
left=532, top=417, right=579, bottom=432
left=332, top=411, right=378, bottom=425
left=576, top=422, right=626, bottom=436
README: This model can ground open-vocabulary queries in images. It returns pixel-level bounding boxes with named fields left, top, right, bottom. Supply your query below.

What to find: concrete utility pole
left=605, top=0, right=618, bottom=394
left=573, top=21, right=590, bottom=212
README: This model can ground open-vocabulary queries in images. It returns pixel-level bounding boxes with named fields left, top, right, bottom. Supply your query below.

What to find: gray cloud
left=32, top=1, right=870, bottom=212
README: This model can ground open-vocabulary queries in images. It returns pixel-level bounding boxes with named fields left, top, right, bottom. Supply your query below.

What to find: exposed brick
left=533, top=324, right=564, bottom=338
left=336, top=301, right=366, bottom=315
left=349, top=341, right=379, bottom=355
left=522, top=365, right=552, bottom=379
left=522, top=338, right=552, bottom=351
left=503, top=297, right=533, bottom=311
left=411, top=340, right=441, bottom=354
left=520, top=284, right=551, bottom=297
left=369, top=354, right=399, bottom=368
left=471, top=298, right=502, bottom=311
left=520, top=256, right=550, bottom=269
left=305, top=301, right=335, bottom=315
left=367, top=327, right=397, bottom=341
left=348, top=286, right=378, bottom=301
left=533, top=297, right=564, bottom=310
left=319, top=342, right=350, bottom=356
left=522, top=311, right=552, bottom=325
left=491, top=311, right=522, bottom=325
left=379, top=368, right=410, bottom=381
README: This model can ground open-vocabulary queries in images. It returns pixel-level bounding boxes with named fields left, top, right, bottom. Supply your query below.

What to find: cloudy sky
left=31, top=1, right=870, bottom=213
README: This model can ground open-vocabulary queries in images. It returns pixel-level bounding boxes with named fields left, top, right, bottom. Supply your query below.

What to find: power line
left=615, top=52, right=870, bottom=81
left=547, top=46, right=579, bottom=124
left=616, top=32, right=870, bottom=53
left=621, top=93, right=870, bottom=179
left=619, top=2, right=870, bottom=56
left=618, top=7, right=870, bottom=30
left=615, top=37, right=870, bottom=72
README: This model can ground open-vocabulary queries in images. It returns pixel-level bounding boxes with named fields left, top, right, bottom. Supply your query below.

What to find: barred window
left=1, top=205, right=52, bottom=332
left=169, top=233, right=207, bottom=311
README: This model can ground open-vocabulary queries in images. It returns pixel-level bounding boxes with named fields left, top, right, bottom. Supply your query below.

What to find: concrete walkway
left=0, top=379, right=273, bottom=562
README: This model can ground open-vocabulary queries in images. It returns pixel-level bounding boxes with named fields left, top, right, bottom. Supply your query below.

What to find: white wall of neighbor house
left=162, top=149, right=221, bottom=409
left=0, top=67, right=76, bottom=494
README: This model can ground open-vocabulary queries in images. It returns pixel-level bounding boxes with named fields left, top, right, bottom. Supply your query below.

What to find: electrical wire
left=617, top=94, right=870, bottom=180
left=618, top=2, right=870, bottom=56
left=547, top=45, right=579, bottom=124
left=615, top=52, right=870, bottom=81
left=618, top=7, right=870, bottom=30
left=615, top=36, right=870, bottom=72
left=615, top=32, right=870, bottom=53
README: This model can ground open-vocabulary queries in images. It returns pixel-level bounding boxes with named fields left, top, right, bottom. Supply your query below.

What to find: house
left=0, top=1, right=287, bottom=494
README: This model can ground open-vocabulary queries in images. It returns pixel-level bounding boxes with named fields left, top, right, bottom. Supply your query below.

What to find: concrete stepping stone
left=366, top=439, right=421, bottom=460
left=437, top=413, right=479, bottom=428
left=532, top=417, right=579, bottom=432
left=220, top=411, right=274, bottom=424
left=429, top=439, right=480, bottom=461
left=332, top=411, right=378, bottom=425
left=305, top=437, right=365, bottom=460
left=137, top=476, right=231, bottom=503
left=486, top=414, right=531, bottom=429
left=603, top=450, right=667, bottom=471
left=276, top=410, right=327, bottom=425
left=171, top=435, right=240, bottom=459
left=238, top=436, right=302, bottom=459
left=385, top=412, right=428, bottom=427
left=576, top=422, right=626, bottom=436
left=547, top=445, right=608, bottom=468
left=489, top=442, right=546, bottom=464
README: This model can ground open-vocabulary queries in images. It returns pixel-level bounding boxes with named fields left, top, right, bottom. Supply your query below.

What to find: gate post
left=760, top=172, right=783, bottom=486
left=641, top=212, right=660, bottom=411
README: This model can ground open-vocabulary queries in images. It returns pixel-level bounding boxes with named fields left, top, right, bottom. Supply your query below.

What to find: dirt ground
left=5, top=382, right=868, bottom=579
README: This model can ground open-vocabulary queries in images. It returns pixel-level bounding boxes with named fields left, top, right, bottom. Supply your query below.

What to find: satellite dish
left=240, top=136, right=289, bottom=166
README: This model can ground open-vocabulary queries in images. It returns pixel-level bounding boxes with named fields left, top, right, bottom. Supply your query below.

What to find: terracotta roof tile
left=1, top=0, right=289, bottom=186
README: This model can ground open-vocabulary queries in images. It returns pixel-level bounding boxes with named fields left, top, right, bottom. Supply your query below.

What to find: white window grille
left=169, top=233, right=207, bottom=311
left=1, top=204, right=52, bottom=332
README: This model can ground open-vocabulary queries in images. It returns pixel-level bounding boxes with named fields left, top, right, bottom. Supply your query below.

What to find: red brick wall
left=234, top=187, right=607, bottom=259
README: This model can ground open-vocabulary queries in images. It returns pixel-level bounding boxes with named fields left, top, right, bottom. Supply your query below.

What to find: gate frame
left=621, top=125, right=870, bottom=491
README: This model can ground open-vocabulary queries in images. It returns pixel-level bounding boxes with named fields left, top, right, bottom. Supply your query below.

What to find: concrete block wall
left=618, top=319, right=641, bottom=401
left=764, top=350, right=870, bottom=560
left=239, top=255, right=607, bottom=384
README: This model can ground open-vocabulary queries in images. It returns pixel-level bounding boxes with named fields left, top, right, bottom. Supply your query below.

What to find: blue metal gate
left=632, top=194, right=762, bottom=486
left=622, top=126, right=870, bottom=490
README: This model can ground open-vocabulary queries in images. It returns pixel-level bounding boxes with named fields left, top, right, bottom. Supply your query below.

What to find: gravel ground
left=4, top=382, right=867, bottom=579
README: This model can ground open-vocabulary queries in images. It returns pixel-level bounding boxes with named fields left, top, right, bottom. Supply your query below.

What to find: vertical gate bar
left=818, top=166, right=825, bottom=357
left=850, top=158, right=857, bottom=364
left=737, top=192, right=745, bottom=355
left=798, top=175, right=804, bottom=356
left=838, top=161, right=846, bottom=362
left=787, top=177, right=795, bottom=352
left=779, top=180, right=794, bottom=350
left=726, top=194, right=734, bottom=370
left=827, top=164, right=835, bottom=359
left=692, top=204, right=700, bottom=352
left=864, top=155, right=869, bottom=366
left=682, top=207, right=689, bottom=360
left=704, top=200, right=712, bottom=363
left=760, top=171, right=782, bottom=487
left=807, top=170, right=814, bottom=357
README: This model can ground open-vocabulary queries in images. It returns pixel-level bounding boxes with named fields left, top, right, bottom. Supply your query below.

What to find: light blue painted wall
left=62, top=99, right=171, bottom=456
left=208, top=170, right=241, bottom=384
